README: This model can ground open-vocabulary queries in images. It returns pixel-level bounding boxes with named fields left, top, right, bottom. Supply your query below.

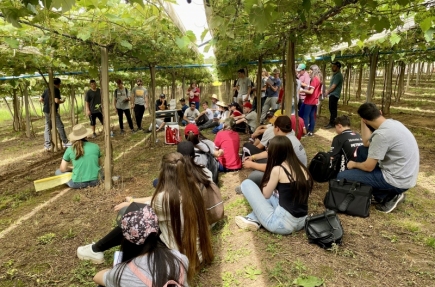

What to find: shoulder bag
left=305, top=209, right=343, bottom=249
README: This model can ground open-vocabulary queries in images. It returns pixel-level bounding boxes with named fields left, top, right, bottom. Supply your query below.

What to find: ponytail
left=72, top=140, right=85, bottom=160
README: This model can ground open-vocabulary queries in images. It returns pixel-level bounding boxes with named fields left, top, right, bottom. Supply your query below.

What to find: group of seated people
left=58, top=100, right=418, bottom=286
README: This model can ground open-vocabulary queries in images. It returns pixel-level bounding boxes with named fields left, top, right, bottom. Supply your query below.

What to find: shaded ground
left=0, top=85, right=435, bottom=287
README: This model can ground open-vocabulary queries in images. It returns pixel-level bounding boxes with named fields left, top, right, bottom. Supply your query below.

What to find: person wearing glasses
left=131, top=79, right=148, bottom=131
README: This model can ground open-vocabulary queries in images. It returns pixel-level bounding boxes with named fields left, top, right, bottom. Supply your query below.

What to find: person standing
left=301, top=65, right=323, bottom=136
left=235, top=69, right=252, bottom=106
left=114, top=79, right=134, bottom=134
left=296, top=64, right=310, bottom=117
left=40, top=77, right=70, bottom=151
left=131, top=79, right=148, bottom=131
left=187, top=82, right=201, bottom=110
left=85, top=80, right=103, bottom=138
left=260, top=69, right=281, bottom=124
left=324, top=61, right=343, bottom=129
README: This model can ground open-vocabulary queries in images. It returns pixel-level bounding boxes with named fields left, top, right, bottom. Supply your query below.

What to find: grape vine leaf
left=389, top=33, right=401, bottom=46
left=120, top=40, right=132, bottom=50
left=51, top=0, right=75, bottom=12
left=292, top=275, right=324, bottom=287
left=420, top=17, right=434, bottom=32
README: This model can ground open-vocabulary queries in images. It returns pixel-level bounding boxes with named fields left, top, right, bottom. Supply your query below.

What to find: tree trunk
left=382, top=56, right=394, bottom=115
left=396, top=61, right=406, bottom=103
left=150, top=64, right=157, bottom=145
left=182, top=76, right=186, bottom=99
left=416, top=62, right=422, bottom=86
left=356, top=65, right=363, bottom=100
left=284, top=39, right=298, bottom=135
left=48, top=69, right=59, bottom=151
left=406, top=63, right=411, bottom=91
left=70, top=86, right=76, bottom=125
left=23, top=84, right=32, bottom=138
left=366, top=48, right=379, bottom=102
left=12, top=89, right=21, bottom=131
left=256, top=56, right=263, bottom=125
left=317, top=63, right=327, bottom=116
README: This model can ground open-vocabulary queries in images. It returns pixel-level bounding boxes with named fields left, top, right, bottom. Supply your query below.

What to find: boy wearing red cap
left=233, top=102, right=257, bottom=133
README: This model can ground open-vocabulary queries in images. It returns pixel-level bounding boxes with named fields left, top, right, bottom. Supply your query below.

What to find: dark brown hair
left=274, top=116, right=292, bottom=133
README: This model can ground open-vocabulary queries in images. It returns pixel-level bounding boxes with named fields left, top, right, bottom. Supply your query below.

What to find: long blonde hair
left=72, top=140, right=85, bottom=160
left=310, top=65, right=323, bottom=83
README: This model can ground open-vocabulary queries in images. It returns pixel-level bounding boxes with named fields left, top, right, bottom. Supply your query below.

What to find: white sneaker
left=235, top=216, right=260, bottom=231
left=77, top=243, right=104, bottom=264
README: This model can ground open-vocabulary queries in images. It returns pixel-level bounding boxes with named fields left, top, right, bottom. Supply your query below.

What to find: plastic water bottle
left=110, top=131, right=114, bottom=137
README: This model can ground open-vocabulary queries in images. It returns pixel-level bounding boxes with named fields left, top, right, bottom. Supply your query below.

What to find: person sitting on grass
left=182, top=102, right=200, bottom=126
left=196, top=101, right=214, bottom=130
left=235, top=136, right=313, bottom=233
left=55, top=124, right=101, bottom=189
left=337, top=102, right=419, bottom=213
left=233, top=102, right=257, bottom=134
left=184, top=124, right=223, bottom=167
left=177, top=98, right=189, bottom=122
left=247, top=110, right=275, bottom=147
left=147, top=119, right=166, bottom=133
left=241, top=115, right=307, bottom=188
left=214, top=117, right=242, bottom=172
left=211, top=101, right=230, bottom=134
left=329, top=115, right=363, bottom=172
left=93, top=204, right=188, bottom=287
left=77, top=152, right=213, bottom=283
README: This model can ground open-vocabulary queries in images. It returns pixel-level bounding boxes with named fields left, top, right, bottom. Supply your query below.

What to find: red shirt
left=214, top=130, right=242, bottom=170
left=303, top=76, right=322, bottom=105
left=291, top=115, right=305, bottom=140
left=188, top=87, right=200, bottom=103
left=277, top=88, right=284, bottom=103
left=231, top=110, right=242, bottom=117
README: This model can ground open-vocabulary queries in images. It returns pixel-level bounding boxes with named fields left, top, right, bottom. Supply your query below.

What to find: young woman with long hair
left=235, top=135, right=313, bottom=234
left=55, top=124, right=101, bottom=188
left=77, top=153, right=213, bottom=283
left=301, top=64, right=323, bottom=136
left=93, top=204, right=188, bottom=287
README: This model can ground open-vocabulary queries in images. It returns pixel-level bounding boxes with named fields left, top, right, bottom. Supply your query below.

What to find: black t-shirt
left=329, top=129, right=364, bottom=172
left=42, top=87, right=61, bottom=113
left=85, top=88, right=102, bottom=114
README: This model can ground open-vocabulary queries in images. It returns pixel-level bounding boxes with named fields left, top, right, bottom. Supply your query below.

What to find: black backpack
left=196, top=142, right=219, bottom=184
left=308, top=152, right=339, bottom=183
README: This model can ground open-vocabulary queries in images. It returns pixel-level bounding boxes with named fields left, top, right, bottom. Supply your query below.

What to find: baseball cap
left=116, top=202, right=159, bottom=246
left=296, top=64, right=306, bottom=72
left=229, top=102, right=239, bottom=107
left=331, top=61, right=342, bottom=68
left=159, top=94, right=165, bottom=98
left=269, top=109, right=285, bottom=124
left=184, top=123, right=199, bottom=136
left=243, top=102, right=252, bottom=109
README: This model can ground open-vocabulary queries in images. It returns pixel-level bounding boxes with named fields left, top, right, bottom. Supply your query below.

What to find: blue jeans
left=181, top=120, right=188, bottom=126
left=44, top=112, right=68, bottom=148
left=241, top=179, right=306, bottom=235
left=337, top=146, right=407, bottom=202
left=55, top=169, right=100, bottom=189
left=303, top=104, right=317, bottom=133
left=212, top=124, right=223, bottom=134
left=218, top=162, right=240, bottom=172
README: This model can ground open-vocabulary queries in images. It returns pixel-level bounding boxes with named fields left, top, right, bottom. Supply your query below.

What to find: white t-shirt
left=204, top=108, right=214, bottom=120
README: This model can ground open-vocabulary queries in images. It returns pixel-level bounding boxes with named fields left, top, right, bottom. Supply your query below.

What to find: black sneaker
left=375, top=193, right=405, bottom=213
left=324, top=124, right=334, bottom=129
left=120, top=130, right=125, bottom=135
left=235, top=216, right=260, bottom=231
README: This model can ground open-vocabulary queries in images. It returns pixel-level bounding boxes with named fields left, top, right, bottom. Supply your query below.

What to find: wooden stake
left=23, top=84, right=32, bottom=138
left=49, top=69, right=58, bottom=152
left=256, top=55, right=263, bottom=125
left=150, top=64, right=157, bottom=145
left=101, top=47, right=113, bottom=191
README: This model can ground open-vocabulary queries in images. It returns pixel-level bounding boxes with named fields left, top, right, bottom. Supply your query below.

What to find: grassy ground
left=0, top=79, right=434, bottom=286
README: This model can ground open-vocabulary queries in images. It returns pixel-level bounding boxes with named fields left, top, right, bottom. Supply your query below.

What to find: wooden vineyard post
left=284, top=39, right=298, bottom=136
left=23, top=83, right=32, bottom=138
left=356, top=65, right=363, bottom=100
left=382, top=56, right=394, bottom=115
left=256, top=55, right=263, bottom=125
left=70, top=86, right=76, bottom=125
left=171, top=71, right=176, bottom=100
left=2, top=98, right=14, bottom=119
left=150, top=64, right=157, bottom=145
left=182, top=76, right=186, bottom=99
left=101, top=47, right=113, bottom=191
left=49, top=69, right=59, bottom=152
left=12, top=89, right=21, bottom=131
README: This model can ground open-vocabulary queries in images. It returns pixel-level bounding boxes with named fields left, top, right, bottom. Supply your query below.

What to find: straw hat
left=216, top=101, right=228, bottom=107
left=211, top=94, right=219, bottom=100
left=68, top=124, right=92, bottom=141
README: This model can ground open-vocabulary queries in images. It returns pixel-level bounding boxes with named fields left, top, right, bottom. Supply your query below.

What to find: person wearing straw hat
left=55, top=124, right=101, bottom=189
left=210, top=94, right=219, bottom=111
left=211, top=101, right=230, bottom=133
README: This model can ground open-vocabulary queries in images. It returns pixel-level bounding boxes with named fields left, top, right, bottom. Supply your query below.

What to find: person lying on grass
left=93, top=203, right=188, bottom=287
left=77, top=152, right=213, bottom=283
left=55, top=124, right=101, bottom=189
left=235, top=136, right=313, bottom=234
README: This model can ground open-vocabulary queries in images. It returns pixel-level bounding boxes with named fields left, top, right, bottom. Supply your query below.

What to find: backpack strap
left=128, top=259, right=185, bottom=287
left=127, top=261, right=153, bottom=286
